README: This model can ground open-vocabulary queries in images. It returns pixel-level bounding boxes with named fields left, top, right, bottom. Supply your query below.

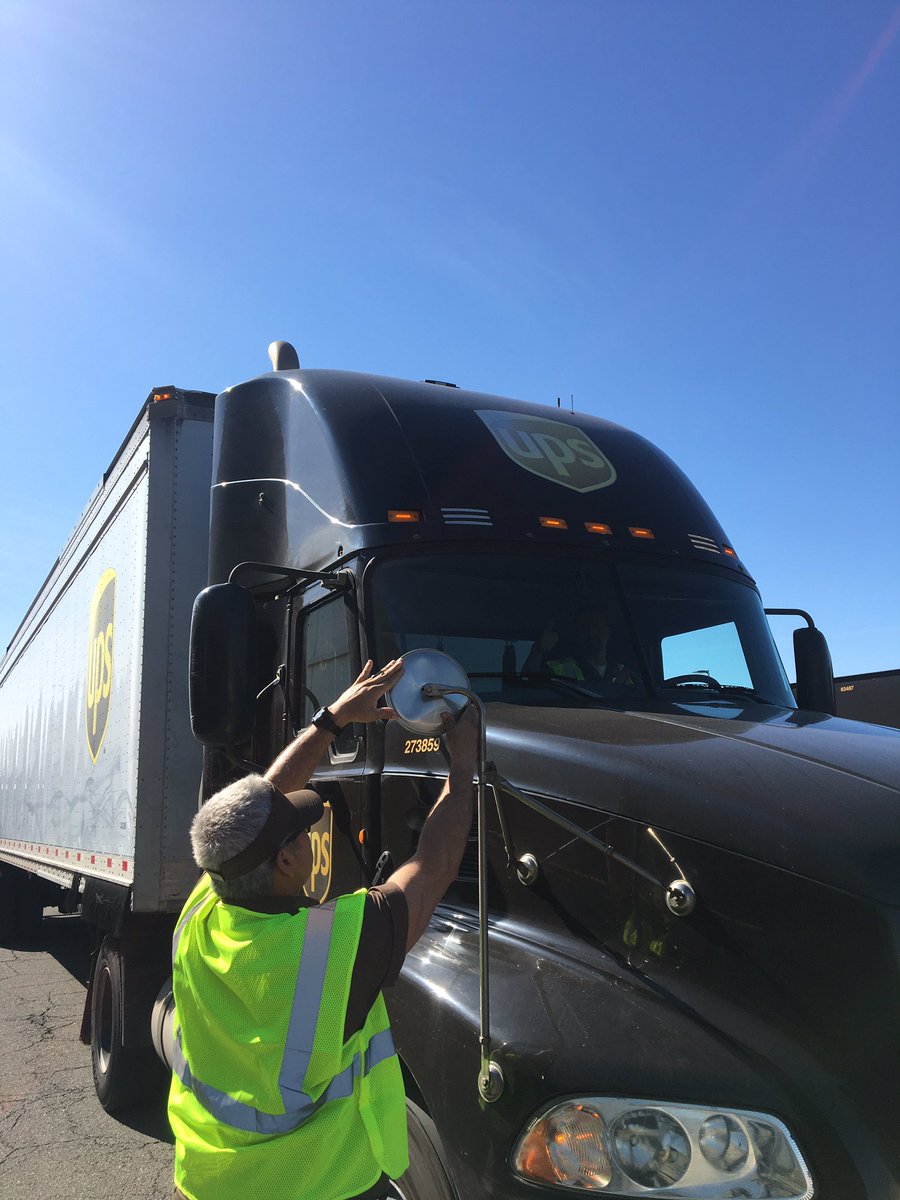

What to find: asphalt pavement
left=0, top=911, right=174, bottom=1199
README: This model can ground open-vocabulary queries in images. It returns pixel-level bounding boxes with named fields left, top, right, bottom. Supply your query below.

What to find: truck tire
left=91, top=937, right=164, bottom=1113
left=391, top=1100, right=456, bottom=1200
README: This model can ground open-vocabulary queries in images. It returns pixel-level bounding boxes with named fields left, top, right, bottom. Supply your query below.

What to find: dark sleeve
left=343, top=882, right=409, bottom=1041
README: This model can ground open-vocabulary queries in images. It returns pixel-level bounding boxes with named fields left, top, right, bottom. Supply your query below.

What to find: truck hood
left=485, top=702, right=900, bottom=906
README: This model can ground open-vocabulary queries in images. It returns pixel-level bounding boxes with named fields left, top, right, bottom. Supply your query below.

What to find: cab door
left=295, top=589, right=368, bottom=901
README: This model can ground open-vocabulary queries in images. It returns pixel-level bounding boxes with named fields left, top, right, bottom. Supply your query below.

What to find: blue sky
left=1, top=0, right=898, bottom=677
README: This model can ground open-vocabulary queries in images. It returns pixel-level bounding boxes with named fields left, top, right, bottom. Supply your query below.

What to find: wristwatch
left=311, top=706, right=344, bottom=737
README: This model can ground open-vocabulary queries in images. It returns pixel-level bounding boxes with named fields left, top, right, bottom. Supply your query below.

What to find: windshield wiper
left=665, top=683, right=776, bottom=705
left=469, top=671, right=612, bottom=700
left=715, top=685, right=778, bottom=705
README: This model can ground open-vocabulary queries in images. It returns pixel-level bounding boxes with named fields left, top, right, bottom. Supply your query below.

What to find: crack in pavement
left=1, top=916, right=175, bottom=1197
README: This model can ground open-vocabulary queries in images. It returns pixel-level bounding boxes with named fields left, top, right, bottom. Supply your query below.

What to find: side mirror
left=189, top=583, right=258, bottom=746
left=386, top=649, right=470, bottom=732
left=793, top=625, right=835, bottom=715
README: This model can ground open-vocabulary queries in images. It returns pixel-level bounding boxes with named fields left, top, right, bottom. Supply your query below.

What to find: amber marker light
left=585, top=522, right=612, bottom=535
left=151, top=390, right=174, bottom=403
left=388, top=510, right=421, bottom=523
left=629, top=526, right=655, bottom=539
left=539, top=516, right=568, bottom=530
left=723, top=545, right=737, bottom=557
left=512, top=1103, right=611, bottom=1188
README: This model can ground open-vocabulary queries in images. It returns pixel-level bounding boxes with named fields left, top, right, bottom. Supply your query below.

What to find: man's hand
left=330, top=659, right=404, bottom=728
left=441, top=704, right=478, bottom=771
left=266, top=659, right=404, bottom=793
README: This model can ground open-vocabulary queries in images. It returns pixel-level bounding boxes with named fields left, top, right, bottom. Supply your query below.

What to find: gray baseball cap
left=207, top=781, right=324, bottom=882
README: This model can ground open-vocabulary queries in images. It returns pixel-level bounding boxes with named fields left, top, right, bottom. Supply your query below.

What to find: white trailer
left=0, top=386, right=215, bottom=1108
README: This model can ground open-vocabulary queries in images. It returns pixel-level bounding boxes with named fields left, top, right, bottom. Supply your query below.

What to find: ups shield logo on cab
left=476, top=410, right=617, bottom=493
left=303, top=804, right=333, bottom=902
left=86, top=569, right=116, bottom=763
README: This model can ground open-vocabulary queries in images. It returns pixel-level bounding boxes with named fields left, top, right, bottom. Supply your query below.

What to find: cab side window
left=301, top=599, right=358, bottom=756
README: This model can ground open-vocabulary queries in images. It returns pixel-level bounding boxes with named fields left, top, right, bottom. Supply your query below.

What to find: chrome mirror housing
left=386, top=648, right=470, bottom=733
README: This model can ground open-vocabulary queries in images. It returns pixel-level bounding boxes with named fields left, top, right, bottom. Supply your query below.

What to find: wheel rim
left=96, top=965, right=113, bottom=1075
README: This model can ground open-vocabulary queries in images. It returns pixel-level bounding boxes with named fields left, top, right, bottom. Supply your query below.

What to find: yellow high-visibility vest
left=168, top=876, right=409, bottom=1200
left=546, top=655, right=587, bottom=681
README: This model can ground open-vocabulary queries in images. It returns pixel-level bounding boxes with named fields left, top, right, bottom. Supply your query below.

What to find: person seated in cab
left=524, top=605, right=637, bottom=685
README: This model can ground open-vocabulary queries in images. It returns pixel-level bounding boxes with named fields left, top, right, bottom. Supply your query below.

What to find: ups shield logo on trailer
left=303, top=804, right=333, bottom=902
left=476, top=410, right=617, bottom=493
left=86, top=569, right=116, bottom=763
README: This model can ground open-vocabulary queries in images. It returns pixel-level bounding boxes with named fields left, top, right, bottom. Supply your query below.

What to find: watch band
left=311, top=706, right=344, bottom=737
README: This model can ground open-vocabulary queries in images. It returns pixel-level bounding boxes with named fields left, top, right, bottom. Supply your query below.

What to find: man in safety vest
left=169, top=658, right=477, bottom=1200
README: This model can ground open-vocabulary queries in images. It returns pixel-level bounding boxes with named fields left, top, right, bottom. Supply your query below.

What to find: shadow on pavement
left=116, top=1090, right=176, bottom=1144
left=40, top=910, right=94, bottom=985
left=0, top=911, right=93, bottom=982
left=5, top=910, right=177, bottom=1145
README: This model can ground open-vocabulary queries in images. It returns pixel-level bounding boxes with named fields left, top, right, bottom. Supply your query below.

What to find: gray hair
left=191, top=775, right=277, bottom=901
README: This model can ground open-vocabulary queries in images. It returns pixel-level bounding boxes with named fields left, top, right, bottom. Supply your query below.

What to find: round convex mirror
left=387, top=649, right=470, bottom=734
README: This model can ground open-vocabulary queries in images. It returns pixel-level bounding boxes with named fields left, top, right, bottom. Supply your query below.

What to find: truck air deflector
left=208, top=369, right=748, bottom=578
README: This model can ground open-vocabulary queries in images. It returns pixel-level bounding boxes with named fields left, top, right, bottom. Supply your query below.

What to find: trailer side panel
left=0, top=396, right=214, bottom=909
left=0, top=430, right=151, bottom=886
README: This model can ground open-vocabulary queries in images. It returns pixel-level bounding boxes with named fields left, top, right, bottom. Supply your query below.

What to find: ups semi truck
left=2, top=346, right=899, bottom=1199
left=188, top=346, right=899, bottom=1200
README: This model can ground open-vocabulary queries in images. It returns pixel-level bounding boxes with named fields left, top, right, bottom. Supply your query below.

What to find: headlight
left=511, top=1097, right=814, bottom=1197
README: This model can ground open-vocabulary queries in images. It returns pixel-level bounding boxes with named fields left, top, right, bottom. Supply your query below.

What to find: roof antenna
left=570, top=393, right=575, bottom=413
left=268, top=341, right=300, bottom=371
left=556, top=396, right=561, bottom=408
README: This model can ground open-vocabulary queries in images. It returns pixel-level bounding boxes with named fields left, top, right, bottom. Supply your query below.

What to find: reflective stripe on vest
left=280, top=904, right=335, bottom=1105
left=172, top=1025, right=397, bottom=1135
left=172, top=894, right=209, bottom=961
left=173, top=901, right=397, bottom=1134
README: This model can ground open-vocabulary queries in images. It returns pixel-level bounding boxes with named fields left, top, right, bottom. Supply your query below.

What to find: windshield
left=369, top=549, right=792, bottom=710
left=370, top=552, right=795, bottom=714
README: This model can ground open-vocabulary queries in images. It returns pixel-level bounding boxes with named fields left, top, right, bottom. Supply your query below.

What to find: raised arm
left=265, top=659, right=403, bottom=793
left=388, top=706, right=478, bottom=951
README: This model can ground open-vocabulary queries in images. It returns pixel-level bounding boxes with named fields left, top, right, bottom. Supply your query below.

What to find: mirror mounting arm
left=764, top=607, right=815, bottom=627
left=419, top=677, right=698, bottom=1105
left=227, top=560, right=354, bottom=596
left=224, top=749, right=265, bottom=776
left=485, top=767, right=696, bottom=918
left=421, top=684, right=506, bottom=1103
